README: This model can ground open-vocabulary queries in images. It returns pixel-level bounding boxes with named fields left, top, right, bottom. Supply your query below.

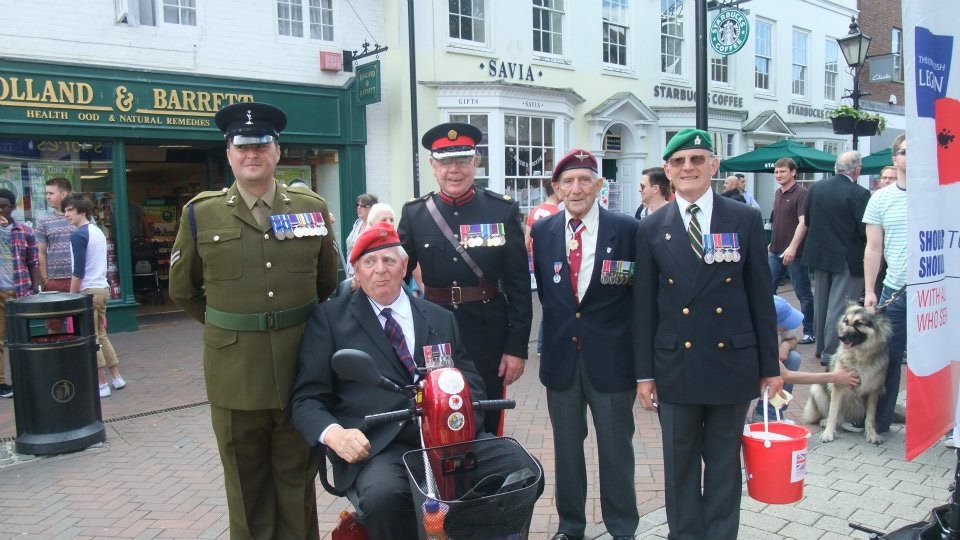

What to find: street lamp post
left=837, top=16, right=872, bottom=150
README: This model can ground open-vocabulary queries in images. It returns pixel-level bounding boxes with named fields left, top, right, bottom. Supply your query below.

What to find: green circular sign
left=710, top=8, right=749, bottom=56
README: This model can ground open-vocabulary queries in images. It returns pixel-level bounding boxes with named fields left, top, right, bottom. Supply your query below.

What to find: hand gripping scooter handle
left=472, top=399, right=516, bottom=411
left=362, top=409, right=418, bottom=430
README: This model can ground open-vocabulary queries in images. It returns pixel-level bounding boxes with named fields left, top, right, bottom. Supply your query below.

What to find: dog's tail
left=803, top=384, right=831, bottom=424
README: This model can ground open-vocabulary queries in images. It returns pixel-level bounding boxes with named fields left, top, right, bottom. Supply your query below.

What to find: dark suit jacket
left=531, top=207, right=639, bottom=393
left=289, top=289, right=485, bottom=490
left=800, top=174, right=871, bottom=276
left=633, top=194, right=778, bottom=404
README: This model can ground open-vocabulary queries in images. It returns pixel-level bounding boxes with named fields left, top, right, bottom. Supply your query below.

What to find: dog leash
left=875, top=286, right=906, bottom=314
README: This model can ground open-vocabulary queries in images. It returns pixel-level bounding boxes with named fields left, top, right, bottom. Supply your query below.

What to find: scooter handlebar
left=472, top=399, right=516, bottom=411
left=362, top=409, right=417, bottom=430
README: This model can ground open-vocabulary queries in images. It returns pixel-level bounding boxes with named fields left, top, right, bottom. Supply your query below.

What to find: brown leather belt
left=423, top=283, right=500, bottom=306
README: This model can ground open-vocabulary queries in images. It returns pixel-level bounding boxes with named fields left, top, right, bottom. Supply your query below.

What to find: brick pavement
left=0, top=292, right=956, bottom=539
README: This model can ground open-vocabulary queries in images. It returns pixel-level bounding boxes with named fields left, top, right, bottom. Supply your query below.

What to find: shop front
left=0, top=58, right=368, bottom=332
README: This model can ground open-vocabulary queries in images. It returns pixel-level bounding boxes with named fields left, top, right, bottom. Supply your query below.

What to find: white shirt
left=675, top=189, right=714, bottom=236
left=564, top=200, right=600, bottom=302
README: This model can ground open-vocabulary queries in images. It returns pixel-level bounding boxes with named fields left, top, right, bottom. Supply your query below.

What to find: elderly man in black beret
left=633, top=128, right=782, bottom=540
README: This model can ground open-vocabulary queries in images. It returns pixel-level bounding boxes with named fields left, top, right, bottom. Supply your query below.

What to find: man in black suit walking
left=800, top=151, right=870, bottom=365
left=634, top=129, right=782, bottom=540
left=532, top=148, right=639, bottom=540
left=290, top=222, right=485, bottom=539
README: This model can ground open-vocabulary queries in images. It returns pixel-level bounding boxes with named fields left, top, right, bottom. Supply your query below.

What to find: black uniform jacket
left=800, top=173, right=871, bottom=276
left=633, top=194, right=779, bottom=405
left=397, top=187, right=533, bottom=373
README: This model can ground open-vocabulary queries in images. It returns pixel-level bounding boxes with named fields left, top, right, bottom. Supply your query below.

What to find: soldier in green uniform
left=169, top=102, right=338, bottom=540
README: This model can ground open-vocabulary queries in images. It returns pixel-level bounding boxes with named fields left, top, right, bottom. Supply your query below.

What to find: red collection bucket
left=742, top=421, right=810, bottom=504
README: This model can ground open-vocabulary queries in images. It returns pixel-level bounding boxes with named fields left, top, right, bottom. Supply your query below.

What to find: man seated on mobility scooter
left=290, top=222, right=489, bottom=539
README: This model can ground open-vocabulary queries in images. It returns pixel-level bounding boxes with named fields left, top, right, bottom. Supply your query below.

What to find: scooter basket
left=403, top=437, right=542, bottom=540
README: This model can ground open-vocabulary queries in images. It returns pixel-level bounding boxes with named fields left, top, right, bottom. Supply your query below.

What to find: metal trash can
left=6, top=292, right=106, bottom=455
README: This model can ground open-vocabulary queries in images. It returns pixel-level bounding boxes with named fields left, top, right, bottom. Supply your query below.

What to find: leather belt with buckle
left=423, top=283, right=500, bottom=306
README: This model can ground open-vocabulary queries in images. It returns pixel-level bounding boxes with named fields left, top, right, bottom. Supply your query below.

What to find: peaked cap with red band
left=421, top=122, right=483, bottom=160
left=552, top=148, right=598, bottom=183
left=349, top=221, right=403, bottom=265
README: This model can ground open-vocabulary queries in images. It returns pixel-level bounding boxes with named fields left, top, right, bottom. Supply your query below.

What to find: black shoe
left=0, top=383, right=12, bottom=398
left=551, top=534, right=583, bottom=540
left=798, top=334, right=816, bottom=344
left=842, top=420, right=865, bottom=433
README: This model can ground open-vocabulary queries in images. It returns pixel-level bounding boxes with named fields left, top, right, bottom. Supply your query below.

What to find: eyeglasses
left=357, top=203, right=371, bottom=208
left=435, top=157, right=475, bottom=168
left=895, top=149, right=907, bottom=156
left=667, top=154, right=713, bottom=167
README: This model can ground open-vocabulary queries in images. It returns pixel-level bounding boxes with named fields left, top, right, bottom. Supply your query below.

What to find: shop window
left=710, top=131, right=734, bottom=193
left=603, top=0, right=629, bottom=67
left=660, top=0, right=682, bottom=75
left=448, top=113, right=490, bottom=188
left=533, top=0, right=564, bottom=55
left=504, top=115, right=555, bottom=219
left=1, top=139, right=122, bottom=299
left=278, top=0, right=334, bottom=41
left=163, top=0, right=196, bottom=25
left=449, top=0, right=486, bottom=44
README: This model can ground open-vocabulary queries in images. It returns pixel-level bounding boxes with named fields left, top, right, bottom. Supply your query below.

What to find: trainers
left=842, top=420, right=865, bottom=433
left=111, top=377, right=126, bottom=390
left=798, top=334, right=816, bottom=344
left=0, top=383, right=13, bottom=398
left=99, top=383, right=112, bottom=398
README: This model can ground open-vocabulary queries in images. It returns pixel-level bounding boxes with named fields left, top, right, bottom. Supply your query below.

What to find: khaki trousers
left=81, top=288, right=119, bottom=369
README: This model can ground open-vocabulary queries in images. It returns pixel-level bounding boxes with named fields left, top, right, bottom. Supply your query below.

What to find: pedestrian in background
left=169, top=102, right=338, bottom=540
left=36, top=177, right=76, bottom=293
left=345, top=193, right=378, bottom=276
left=801, top=151, right=870, bottom=366
left=0, top=188, right=41, bottom=398
left=635, top=166, right=670, bottom=219
left=63, top=194, right=125, bottom=398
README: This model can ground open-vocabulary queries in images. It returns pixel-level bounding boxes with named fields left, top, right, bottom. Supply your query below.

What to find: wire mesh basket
left=402, top=437, right=543, bottom=540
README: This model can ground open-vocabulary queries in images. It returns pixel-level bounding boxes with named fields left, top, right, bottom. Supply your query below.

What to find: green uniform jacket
left=169, top=181, right=338, bottom=410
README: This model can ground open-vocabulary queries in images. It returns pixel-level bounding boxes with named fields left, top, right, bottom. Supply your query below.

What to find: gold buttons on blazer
left=724, top=277, right=732, bottom=284
left=684, top=341, right=692, bottom=349
left=718, top=342, right=725, bottom=349
left=668, top=278, right=675, bottom=285
left=572, top=336, right=578, bottom=343
left=715, top=307, right=723, bottom=315
left=575, top=312, right=582, bottom=319
left=682, top=308, right=690, bottom=315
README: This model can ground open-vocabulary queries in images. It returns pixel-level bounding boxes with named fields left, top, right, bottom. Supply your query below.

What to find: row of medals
left=461, top=234, right=505, bottom=248
left=704, top=247, right=740, bottom=264
left=269, top=213, right=328, bottom=240
left=600, top=272, right=633, bottom=285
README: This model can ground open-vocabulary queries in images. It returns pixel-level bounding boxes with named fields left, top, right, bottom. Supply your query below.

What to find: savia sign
left=710, top=8, right=750, bottom=56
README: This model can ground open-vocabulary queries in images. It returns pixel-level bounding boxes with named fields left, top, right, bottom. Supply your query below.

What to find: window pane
left=505, top=114, right=556, bottom=217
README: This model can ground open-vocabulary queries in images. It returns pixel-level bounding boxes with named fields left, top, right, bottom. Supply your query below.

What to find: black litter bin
left=6, top=292, right=106, bottom=455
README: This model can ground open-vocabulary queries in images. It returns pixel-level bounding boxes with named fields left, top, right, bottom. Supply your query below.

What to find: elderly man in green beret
left=170, top=102, right=338, bottom=540
left=633, top=128, right=782, bottom=539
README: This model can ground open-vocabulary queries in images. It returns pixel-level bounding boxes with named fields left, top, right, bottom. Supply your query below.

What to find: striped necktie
left=381, top=308, right=417, bottom=381
left=687, top=204, right=704, bottom=259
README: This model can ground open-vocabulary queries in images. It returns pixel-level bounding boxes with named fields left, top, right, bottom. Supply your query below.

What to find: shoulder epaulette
left=404, top=191, right=434, bottom=206
left=480, top=187, right=513, bottom=203
left=187, top=189, right=227, bottom=205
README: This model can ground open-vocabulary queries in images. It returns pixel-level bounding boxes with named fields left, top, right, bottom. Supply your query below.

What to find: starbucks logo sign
left=710, top=8, right=749, bottom=56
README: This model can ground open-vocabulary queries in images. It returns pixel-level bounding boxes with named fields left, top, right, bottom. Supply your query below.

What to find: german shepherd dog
left=803, top=303, right=891, bottom=444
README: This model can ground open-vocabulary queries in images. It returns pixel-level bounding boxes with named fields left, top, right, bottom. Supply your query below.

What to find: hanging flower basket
left=855, top=119, right=879, bottom=136
left=831, top=116, right=856, bottom=135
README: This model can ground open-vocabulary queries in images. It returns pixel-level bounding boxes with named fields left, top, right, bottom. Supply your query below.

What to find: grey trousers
left=813, top=267, right=864, bottom=362
left=546, top=353, right=638, bottom=537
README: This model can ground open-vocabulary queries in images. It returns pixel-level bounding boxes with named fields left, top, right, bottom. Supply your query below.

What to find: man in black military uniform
left=169, top=102, right=338, bottom=540
left=397, top=122, right=532, bottom=434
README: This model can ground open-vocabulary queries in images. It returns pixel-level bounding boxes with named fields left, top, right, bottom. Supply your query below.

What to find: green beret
left=662, top=128, right=714, bottom=160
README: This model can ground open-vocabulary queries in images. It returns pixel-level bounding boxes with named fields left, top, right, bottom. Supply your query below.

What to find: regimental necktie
left=687, top=204, right=704, bottom=260
left=568, top=219, right=585, bottom=300
left=381, top=308, right=417, bottom=381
